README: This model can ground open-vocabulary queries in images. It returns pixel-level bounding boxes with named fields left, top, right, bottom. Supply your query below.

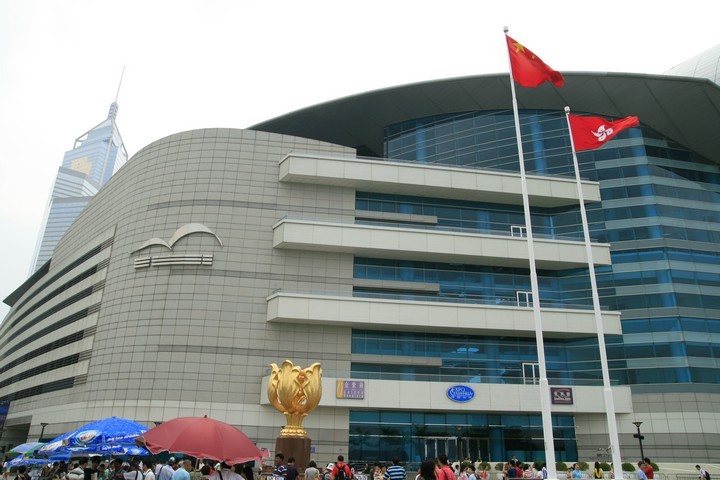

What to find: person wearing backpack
left=696, top=465, right=709, bottom=480
left=330, top=456, right=352, bottom=480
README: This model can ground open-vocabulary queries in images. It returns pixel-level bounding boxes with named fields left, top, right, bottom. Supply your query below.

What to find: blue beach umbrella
left=62, top=443, right=149, bottom=456
left=38, top=416, right=148, bottom=455
left=7, top=442, right=43, bottom=456
left=7, top=455, right=49, bottom=467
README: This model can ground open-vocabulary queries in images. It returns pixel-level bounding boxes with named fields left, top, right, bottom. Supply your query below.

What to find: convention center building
left=1, top=67, right=719, bottom=465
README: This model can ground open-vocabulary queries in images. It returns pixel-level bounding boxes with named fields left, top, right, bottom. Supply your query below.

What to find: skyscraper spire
left=30, top=74, right=128, bottom=273
left=108, top=101, right=119, bottom=120
left=108, top=66, right=125, bottom=120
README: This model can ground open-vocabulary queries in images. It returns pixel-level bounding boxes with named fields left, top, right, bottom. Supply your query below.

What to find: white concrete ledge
left=272, top=219, right=612, bottom=269
left=266, top=292, right=623, bottom=337
left=279, top=152, right=601, bottom=208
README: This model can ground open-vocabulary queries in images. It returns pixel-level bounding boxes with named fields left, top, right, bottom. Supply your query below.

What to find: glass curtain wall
left=377, top=109, right=720, bottom=386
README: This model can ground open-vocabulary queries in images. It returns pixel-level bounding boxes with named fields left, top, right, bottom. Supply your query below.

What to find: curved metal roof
left=665, top=44, right=720, bottom=84
left=250, top=72, right=720, bottom=162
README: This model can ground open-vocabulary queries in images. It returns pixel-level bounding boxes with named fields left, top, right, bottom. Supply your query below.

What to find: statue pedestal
left=275, top=436, right=311, bottom=471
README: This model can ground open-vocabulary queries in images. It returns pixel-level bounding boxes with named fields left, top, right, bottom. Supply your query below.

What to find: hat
left=168, top=458, right=176, bottom=464
left=325, top=464, right=334, bottom=471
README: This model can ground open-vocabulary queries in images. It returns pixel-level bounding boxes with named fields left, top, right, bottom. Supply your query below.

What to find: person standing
left=17, top=467, right=34, bottom=480
left=189, top=463, right=203, bottom=480
left=171, top=461, right=191, bottom=480
left=478, top=466, right=489, bottom=480
left=636, top=463, right=648, bottom=480
left=125, top=464, right=144, bottom=480
left=696, top=466, right=708, bottom=480
left=207, top=463, right=241, bottom=480
left=143, top=462, right=156, bottom=480
left=384, top=458, right=405, bottom=480
left=286, top=458, right=298, bottom=480
left=157, top=460, right=176, bottom=480
left=305, top=461, right=320, bottom=480
left=571, top=465, right=582, bottom=480
left=436, top=456, right=454, bottom=480
left=506, top=463, right=518, bottom=480
left=593, top=463, right=603, bottom=480
left=419, top=461, right=437, bottom=480
left=330, top=456, right=352, bottom=480
left=642, top=460, right=653, bottom=480
left=273, top=455, right=287, bottom=480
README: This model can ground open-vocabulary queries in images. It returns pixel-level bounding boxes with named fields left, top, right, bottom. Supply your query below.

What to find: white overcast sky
left=0, top=0, right=718, bottom=318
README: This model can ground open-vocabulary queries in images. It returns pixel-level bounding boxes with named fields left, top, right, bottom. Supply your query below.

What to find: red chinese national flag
left=568, top=114, right=640, bottom=151
left=506, top=35, right=564, bottom=88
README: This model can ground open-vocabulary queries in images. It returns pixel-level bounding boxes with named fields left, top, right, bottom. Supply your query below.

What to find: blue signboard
left=446, top=385, right=475, bottom=402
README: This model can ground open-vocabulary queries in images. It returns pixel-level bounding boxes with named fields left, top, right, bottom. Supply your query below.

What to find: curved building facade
left=665, top=44, right=720, bottom=84
left=2, top=71, right=720, bottom=465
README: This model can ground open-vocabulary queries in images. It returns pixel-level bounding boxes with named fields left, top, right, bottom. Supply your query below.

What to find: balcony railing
left=273, top=288, right=608, bottom=311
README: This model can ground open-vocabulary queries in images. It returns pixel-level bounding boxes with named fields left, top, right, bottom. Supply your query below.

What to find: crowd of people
left=2, top=456, right=257, bottom=480
left=301, top=453, right=712, bottom=480
left=4, top=452, right=713, bottom=480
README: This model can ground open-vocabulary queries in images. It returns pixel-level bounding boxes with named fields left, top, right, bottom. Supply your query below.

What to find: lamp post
left=39, top=422, right=49, bottom=441
left=632, top=421, right=645, bottom=460
left=456, top=426, right=463, bottom=462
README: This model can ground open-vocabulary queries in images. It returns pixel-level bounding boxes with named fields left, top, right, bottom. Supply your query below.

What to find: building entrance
left=459, top=436, right=491, bottom=463
left=421, top=436, right=491, bottom=463
left=423, top=436, right=457, bottom=461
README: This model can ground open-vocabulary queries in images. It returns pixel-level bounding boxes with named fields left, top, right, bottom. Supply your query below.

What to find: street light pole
left=456, top=426, right=463, bottom=462
left=632, top=421, right=645, bottom=460
left=39, top=422, right=49, bottom=441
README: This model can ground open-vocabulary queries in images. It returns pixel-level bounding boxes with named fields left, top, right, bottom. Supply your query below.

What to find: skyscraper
left=29, top=101, right=127, bottom=272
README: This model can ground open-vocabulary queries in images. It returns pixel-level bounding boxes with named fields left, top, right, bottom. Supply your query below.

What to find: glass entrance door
left=460, top=437, right=490, bottom=462
left=423, top=437, right=458, bottom=461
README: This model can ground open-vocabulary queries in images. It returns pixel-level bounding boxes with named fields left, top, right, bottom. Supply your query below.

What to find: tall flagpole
left=503, top=27, right=557, bottom=478
left=564, top=107, right=623, bottom=475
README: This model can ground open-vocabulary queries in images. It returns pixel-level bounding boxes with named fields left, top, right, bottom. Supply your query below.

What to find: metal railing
left=271, top=287, right=606, bottom=312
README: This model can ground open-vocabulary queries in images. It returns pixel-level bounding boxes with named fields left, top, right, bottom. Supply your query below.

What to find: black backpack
left=705, top=472, right=710, bottom=480
left=336, top=465, right=350, bottom=480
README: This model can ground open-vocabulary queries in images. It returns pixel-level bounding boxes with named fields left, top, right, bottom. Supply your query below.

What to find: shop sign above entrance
left=446, top=385, right=475, bottom=402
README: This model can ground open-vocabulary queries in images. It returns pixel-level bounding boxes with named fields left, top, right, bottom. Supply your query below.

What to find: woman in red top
left=642, top=459, right=654, bottom=480
left=436, top=455, right=455, bottom=480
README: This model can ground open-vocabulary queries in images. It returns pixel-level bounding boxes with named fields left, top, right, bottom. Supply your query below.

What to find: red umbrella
left=136, top=416, right=263, bottom=464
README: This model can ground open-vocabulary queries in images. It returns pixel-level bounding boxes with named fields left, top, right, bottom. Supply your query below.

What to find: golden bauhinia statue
left=267, top=360, right=322, bottom=438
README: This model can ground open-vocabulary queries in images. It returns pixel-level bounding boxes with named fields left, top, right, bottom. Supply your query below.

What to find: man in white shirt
left=207, top=463, right=242, bottom=480
left=143, top=462, right=156, bottom=480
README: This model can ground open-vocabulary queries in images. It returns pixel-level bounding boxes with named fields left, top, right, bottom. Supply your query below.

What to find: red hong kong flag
left=568, top=114, right=640, bottom=151
left=506, top=35, right=564, bottom=88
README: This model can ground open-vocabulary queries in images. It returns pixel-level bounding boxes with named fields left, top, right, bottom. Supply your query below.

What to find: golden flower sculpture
left=267, top=360, right=322, bottom=438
